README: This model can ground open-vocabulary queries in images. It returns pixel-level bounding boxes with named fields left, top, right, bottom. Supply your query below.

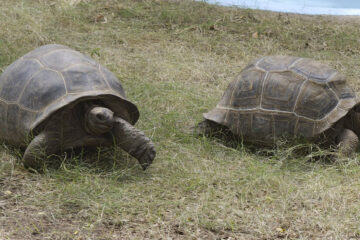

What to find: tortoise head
left=85, top=106, right=115, bottom=135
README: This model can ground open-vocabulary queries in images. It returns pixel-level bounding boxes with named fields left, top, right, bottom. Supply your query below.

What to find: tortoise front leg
left=112, top=117, right=156, bottom=170
left=23, top=131, right=61, bottom=171
left=337, top=128, right=359, bottom=156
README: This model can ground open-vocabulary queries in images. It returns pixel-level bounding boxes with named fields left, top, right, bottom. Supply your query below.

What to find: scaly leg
left=113, top=117, right=156, bottom=170
left=337, top=128, right=359, bottom=156
left=23, top=131, right=61, bottom=171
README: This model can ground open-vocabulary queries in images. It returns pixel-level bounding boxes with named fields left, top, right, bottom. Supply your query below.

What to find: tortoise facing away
left=197, top=56, right=360, bottom=155
left=0, top=44, right=155, bottom=170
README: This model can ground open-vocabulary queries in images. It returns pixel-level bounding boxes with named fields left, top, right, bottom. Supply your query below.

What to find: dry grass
left=2, top=0, right=360, bottom=239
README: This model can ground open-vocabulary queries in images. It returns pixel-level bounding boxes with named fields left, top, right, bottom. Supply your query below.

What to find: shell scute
left=100, top=66, right=125, bottom=96
left=325, top=107, right=348, bottom=126
left=225, top=111, right=253, bottom=137
left=273, top=114, right=296, bottom=138
left=19, top=69, right=66, bottom=111
left=251, top=113, right=274, bottom=141
left=295, top=119, right=314, bottom=138
left=0, top=59, right=43, bottom=102
left=257, top=56, right=299, bottom=71
left=339, top=98, right=357, bottom=110
left=7, top=104, right=20, bottom=143
left=328, top=74, right=356, bottom=100
left=314, top=120, right=329, bottom=136
left=236, top=113, right=252, bottom=137
left=0, top=102, right=7, bottom=137
left=223, top=69, right=264, bottom=109
left=40, top=49, right=96, bottom=71
left=290, top=58, right=337, bottom=83
left=294, top=81, right=338, bottom=119
left=262, top=71, right=305, bottom=111
left=19, top=109, right=36, bottom=138
left=62, top=64, right=105, bottom=93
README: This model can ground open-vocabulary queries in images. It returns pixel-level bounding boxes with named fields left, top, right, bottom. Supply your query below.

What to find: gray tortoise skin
left=199, top=56, right=360, bottom=154
left=0, top=44, right=155, bottom=170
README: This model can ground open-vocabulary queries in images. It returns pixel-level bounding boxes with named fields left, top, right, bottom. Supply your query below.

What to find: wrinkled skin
left=23, top=102, right=156, bottom=171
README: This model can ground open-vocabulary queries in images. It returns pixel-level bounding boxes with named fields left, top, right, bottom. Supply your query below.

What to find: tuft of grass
left=2, top=0, right=360, bottom=239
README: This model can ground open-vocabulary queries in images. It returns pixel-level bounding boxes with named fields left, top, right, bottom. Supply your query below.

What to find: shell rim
left=31, top=91, right=139, bottom=133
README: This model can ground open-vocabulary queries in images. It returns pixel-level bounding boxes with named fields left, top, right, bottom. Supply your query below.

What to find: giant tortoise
left=197, top=56, right=360, bottom=155
left=0, top=44, right=155, bottom=170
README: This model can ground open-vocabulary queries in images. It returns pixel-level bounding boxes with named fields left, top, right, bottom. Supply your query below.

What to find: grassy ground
left=2, top=0, right=360, bottom=239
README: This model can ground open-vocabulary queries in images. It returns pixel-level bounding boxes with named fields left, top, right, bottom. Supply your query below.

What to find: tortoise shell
left=0, top=44, right=139, bottom=146
left=204, top=56, right=358, bottom=144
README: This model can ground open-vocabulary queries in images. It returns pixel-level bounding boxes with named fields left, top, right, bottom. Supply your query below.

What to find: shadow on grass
left=0, top=144, right=150, bottom=183
left=196, top=129, right=360, bottom=173
left=48, top=147, right=149, bottom=181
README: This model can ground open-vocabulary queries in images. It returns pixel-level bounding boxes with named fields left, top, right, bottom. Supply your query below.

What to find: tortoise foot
left=113, top=117, right=156, bottom=170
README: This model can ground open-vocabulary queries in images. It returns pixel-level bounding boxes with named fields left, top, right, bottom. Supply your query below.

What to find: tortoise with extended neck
left=197, top=56, right=360, bottom=155
left=0, top=44, right=155, bottom=170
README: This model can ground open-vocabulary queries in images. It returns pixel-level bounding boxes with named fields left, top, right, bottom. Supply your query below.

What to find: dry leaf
left=95, top=15, right=107, bottom=23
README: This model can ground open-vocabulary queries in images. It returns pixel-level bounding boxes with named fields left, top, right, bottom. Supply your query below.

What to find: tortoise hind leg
left=336, top=128, right=359, bottom=156
left=23, top=131, right=61, bottom=172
